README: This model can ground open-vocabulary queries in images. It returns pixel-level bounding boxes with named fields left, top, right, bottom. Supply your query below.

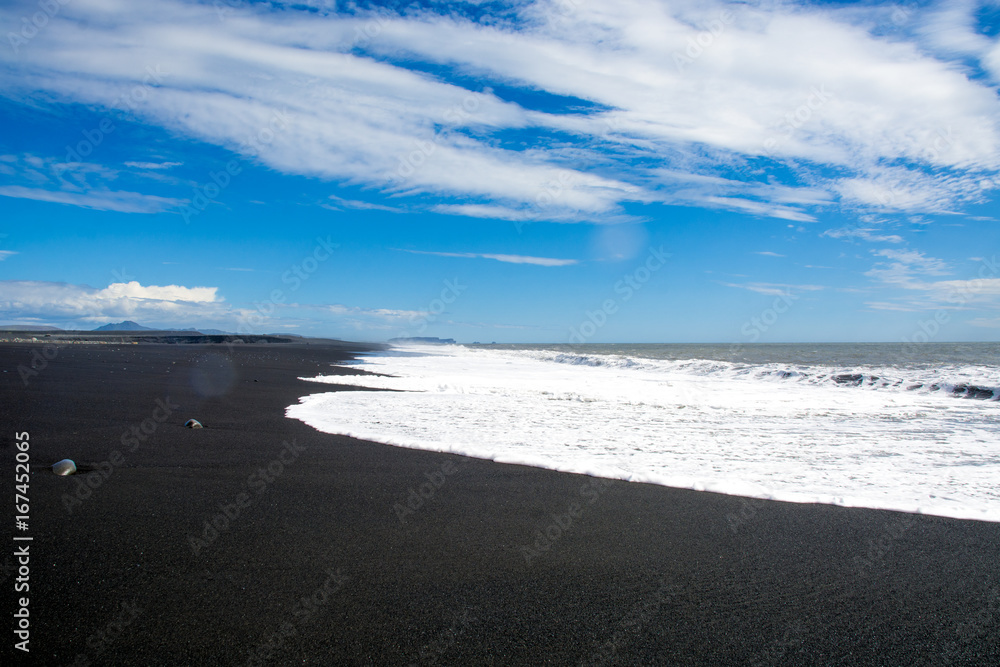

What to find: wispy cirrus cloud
left=863, top=248, right=1000, bottom=311
left=0, top=154, right=184, bottom=213
left=324, top=194, right=406, bottom=213
left=398, top=248, right=579, bottom=266
left=721, top=281, right=825, bottom=296
left=325, top=304, right=427, bottom=320
left=0, top=0, right=997, bottom=224
left=124, top=161, right=182, bottom=170
left=0, top=184, right=182, bottom=214
left=865, top=248, right=951, bottom=290
left=823, top=226, right=904, bottom=244
left=968, top=317, right=1000, bottom=328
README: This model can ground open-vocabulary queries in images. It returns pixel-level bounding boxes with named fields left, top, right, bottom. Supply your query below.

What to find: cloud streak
left=0, top=0, right=997, bottom=224
left=399, top=248, right=579, bottom=266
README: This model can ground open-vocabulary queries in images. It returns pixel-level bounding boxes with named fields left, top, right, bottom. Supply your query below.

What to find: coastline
left=3, top=340, right=999, bottom=665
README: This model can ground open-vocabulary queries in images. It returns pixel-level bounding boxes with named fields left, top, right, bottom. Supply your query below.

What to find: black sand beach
left=3, top=339, right=999, bottom=666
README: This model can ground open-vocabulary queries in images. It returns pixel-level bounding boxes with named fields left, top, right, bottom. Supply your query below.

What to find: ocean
left=286, top=342, right=1000, bottom=522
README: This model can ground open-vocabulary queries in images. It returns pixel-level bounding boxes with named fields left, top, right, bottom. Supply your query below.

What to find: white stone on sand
left=52, top=459, right=77, bottom=476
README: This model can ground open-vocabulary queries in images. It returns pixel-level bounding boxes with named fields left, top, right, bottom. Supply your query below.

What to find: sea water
left=286, top=343, right=1000, bottom=522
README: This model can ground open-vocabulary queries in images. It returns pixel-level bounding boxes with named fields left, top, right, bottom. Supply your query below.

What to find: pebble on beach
left=185, top=419, right=204, bottom=428
left=52, top=459, right=77, bottom=476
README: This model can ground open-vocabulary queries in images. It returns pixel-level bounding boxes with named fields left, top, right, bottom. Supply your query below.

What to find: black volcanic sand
left=2, top=341, right=999, bottom=666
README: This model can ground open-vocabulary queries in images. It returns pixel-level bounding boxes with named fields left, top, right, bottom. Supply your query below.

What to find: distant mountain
left=91, top=322, right=234, bottom=334
left=94, top=321, right=152, bottom=331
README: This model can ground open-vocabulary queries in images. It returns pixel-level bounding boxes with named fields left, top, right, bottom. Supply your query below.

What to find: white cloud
left=863, top=248, right=1000, bottom=310
left=916, top=1, right=996, bottom=62
left=0, top=280, right=232, bottom=327
left=100, top=281, right=219, bottom=302
left=864, top=301, right=923, bottom=313
left=823, top=227, right=904, bottom=244
left=400, top=248, right=579, bottom=266
left=928, top=277, right=1000, bottom=298
left=326, top=304, right=427, bottom=320
left=865, top=248, right=951, bottom=289
left=480, top=253, right=578, bottom=267
left=722, top=282, right=824, bottom=296
left=430, top=203, right=640, bottom=224
left=0, top=0, right=998, bottom=223
left=124, top=161, right=182, bottom=170
left=0, top=185, right=182, bottom=213
left=754, top=251, right=784, bottom=258
left=0, top=155, right=184, bottom=213
left=324, top=195, right=406, bottom=213
left=876, top=248, right=950, bottom=269
left=0, top=250, right=17, bottom=260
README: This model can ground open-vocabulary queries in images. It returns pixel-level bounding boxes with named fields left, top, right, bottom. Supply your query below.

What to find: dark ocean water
left=473, top=342, right=1000, bottom=369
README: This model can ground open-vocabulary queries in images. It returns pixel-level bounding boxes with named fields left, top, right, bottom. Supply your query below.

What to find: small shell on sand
left=185, top=419, right=203, bottom=429
left=52, top=459, right=77, bottom=476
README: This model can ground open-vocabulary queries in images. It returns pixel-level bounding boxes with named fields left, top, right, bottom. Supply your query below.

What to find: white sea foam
left=286, top=344, right=1000, bottom=523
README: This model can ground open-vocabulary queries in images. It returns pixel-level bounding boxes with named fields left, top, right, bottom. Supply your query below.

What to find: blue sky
left=1, top=0, right=1000, bottom=343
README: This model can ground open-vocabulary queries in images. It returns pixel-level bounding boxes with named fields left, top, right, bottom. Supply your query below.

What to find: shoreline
left=292, top=344, right=1000, bottom=526
left=3, top=340, right=999, bottom=665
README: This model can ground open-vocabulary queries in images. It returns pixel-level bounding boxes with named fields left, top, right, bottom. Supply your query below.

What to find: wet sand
left=2, top=340, right=998, bottom=666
